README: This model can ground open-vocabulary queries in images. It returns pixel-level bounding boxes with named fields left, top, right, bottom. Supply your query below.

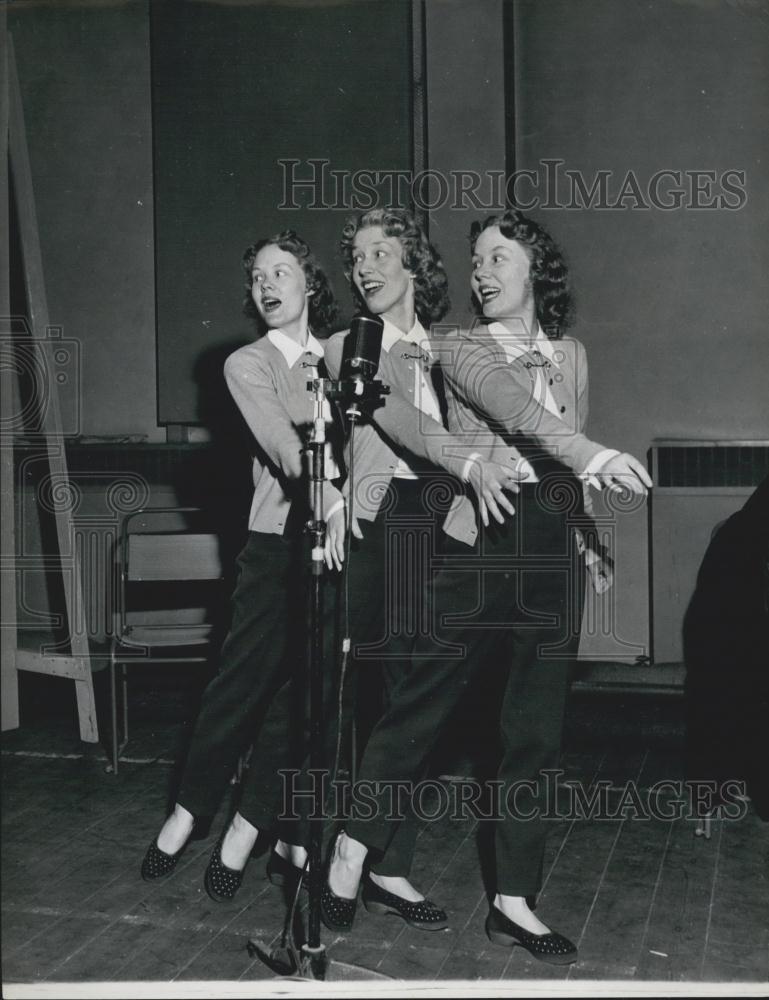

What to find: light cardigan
left=437, top=325, right=608, bottom=479
left=482, top=321, right=618, bottom=487
left=437, top=324, right=613, bottom=555
left=224, top=331, right=342, bottom=535
left=324, top=326, right=520, bottom=546
left=324, top=323, right=613, bottom=547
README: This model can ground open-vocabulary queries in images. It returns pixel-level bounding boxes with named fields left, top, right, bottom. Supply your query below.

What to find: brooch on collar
left=401, top=350, right=431, bottom=364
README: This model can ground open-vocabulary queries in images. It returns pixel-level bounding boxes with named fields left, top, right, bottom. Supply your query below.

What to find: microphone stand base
left=299, top=942, right=327, bottom=981
left=247, top=936, right=392, bottom=982
left=246, top=938, right=297, bottom=977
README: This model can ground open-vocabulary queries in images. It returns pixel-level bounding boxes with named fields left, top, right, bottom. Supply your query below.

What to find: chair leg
left=109, top=657, right=119, bottom=775
left=121, top=664, right=128, bottom=749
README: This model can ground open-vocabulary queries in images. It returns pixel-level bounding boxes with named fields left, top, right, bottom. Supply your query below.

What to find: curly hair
left=339, top=208, right=451, bottom=325
left=242, top=230, right=338, bottom=334
left=469, top=209, right=573, bottom=339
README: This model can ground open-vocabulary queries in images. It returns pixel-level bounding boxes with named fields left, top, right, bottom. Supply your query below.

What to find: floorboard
left=3, top=688, right=767, bottom=994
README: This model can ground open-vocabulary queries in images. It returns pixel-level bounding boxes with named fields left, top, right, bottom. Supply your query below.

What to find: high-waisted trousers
left=344, top=475, right=584, bottom=895
left=176, top=528, right=341, bottom=845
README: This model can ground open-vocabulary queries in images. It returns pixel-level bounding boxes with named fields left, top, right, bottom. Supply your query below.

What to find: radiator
left=648, top=440, right=769, bottom=665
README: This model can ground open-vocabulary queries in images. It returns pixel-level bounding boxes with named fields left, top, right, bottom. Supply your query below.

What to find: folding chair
left=108, top=507, right=224, bottom=773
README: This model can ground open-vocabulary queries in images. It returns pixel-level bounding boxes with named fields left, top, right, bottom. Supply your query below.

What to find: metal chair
left=108, top=507, right=224, bottom=773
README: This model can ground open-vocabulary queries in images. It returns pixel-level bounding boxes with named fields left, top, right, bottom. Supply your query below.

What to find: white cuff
left=461, top=452, right=483, bottom=482
left=513, top=457, right=538, bottom=483
left=326, top=498, right=345, bottom=521
left=580, top=448, right=621, bottom=489
left=575, top=528, right=602, bottom=565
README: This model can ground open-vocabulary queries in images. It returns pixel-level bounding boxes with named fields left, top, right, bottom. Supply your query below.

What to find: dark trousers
left=177, top=530, right=341, bottom=844
left=346, top=478, right=584, bottom=896
left=480, top=485, right=584, bottom=895
left=343, top=476, right=475, bottom=876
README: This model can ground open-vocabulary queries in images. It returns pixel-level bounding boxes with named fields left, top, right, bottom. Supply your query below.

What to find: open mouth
left=479, top=285, right=500, bottom=303
left=361, top=280, right=385, bottom=297
left=261, top=296, right=282, bottom=313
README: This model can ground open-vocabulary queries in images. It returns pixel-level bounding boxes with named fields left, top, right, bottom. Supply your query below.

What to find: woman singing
left=141, top=230, right=344, bottom=901
left=436, top=208, right=652, bottom=963
left=321, top=208, right=522, bottom=932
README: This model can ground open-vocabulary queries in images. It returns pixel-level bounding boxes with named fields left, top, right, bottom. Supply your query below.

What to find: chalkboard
left=152, top=0, right=413, bottom=424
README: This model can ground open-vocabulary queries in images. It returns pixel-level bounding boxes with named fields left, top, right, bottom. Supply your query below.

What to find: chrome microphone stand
left=248, top=359, right=389, bottom=982
left=300, top=375, right=390, bottom=978
left=300, top=378, right=334, bottom=980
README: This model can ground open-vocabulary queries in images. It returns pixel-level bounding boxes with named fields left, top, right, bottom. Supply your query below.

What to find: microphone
left=340, top=315, right=384, bottom=419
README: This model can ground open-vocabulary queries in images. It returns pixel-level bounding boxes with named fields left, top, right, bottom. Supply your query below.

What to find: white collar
left=380, top=316, right=430, bottom=354
left=267, top=328, right=325, bottom=368
left=487, top=321, right=559, bottom=366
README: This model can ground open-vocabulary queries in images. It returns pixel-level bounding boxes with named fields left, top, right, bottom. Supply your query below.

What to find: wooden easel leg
left=73, top=673, right=98, bottom=743
left=1, top=649, right=20, bottom=731
left=109, top=659, right=119, bottom=774
left=6, top=34, right=99, bottom=746
left=1, top=10, right=20, bottom=732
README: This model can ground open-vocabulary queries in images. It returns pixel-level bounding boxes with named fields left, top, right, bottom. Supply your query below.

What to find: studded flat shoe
left=140, top=835, right=190, bottom=882
left=485, top=905, right=577, bottom=965
left=362, top=875, right=448, bottom=931
left=204, top=840, right=246, bottom=902
left=320, top=880, right=358, bottom=932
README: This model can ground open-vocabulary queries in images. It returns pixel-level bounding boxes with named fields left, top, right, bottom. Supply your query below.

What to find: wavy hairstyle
left=339, top=208, right=451, bottom=325
left=469, top=209, right=573, bottom=339
left=242, top=230, right=338, bottom=335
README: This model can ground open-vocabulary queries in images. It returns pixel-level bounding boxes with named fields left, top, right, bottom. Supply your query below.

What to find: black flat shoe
left=141, top=835, right=189, bottom=882
left=204, top=840, right=246, bottom=902
left=266, top=851, right=307, bottom=892
left=362, top=875, right=448, bottom=931
left=485, top=905, right=577, bottom=965
left=320, top=880, right=357, bottom=932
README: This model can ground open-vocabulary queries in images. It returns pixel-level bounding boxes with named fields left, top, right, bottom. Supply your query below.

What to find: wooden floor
left=2, top=676, right=768, bottom=996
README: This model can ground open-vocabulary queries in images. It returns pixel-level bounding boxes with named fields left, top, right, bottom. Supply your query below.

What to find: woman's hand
left=324, top=506, right=363, bottom=570
left=594, top=453, right=653, bottom=495
left=586, top=554, right=614, bottom=594
left=467, top=458, right=521, bottom=527
left=324, top=507, right=346, bottom=570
